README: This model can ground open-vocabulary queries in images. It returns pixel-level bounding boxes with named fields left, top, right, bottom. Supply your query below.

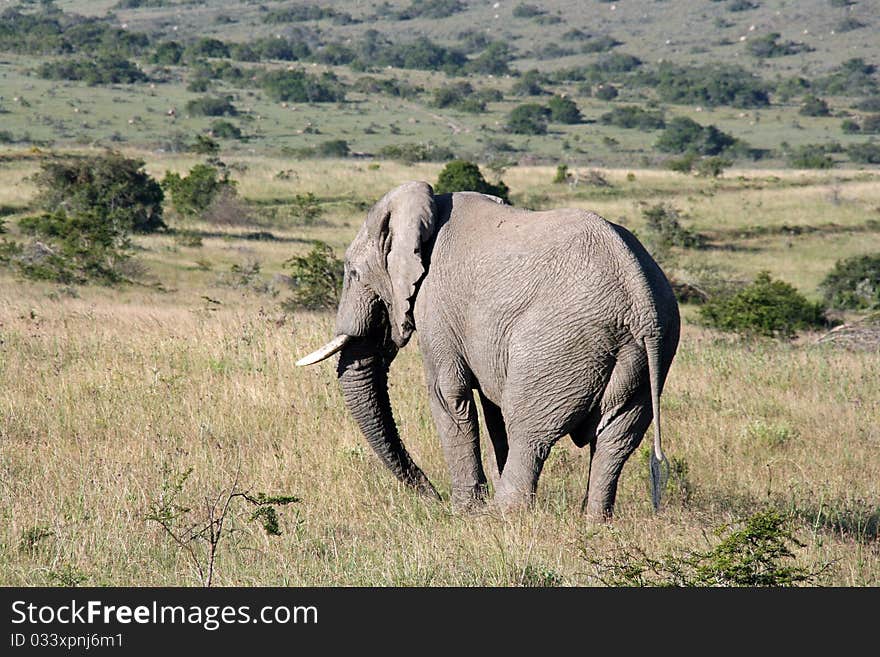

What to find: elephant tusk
left=296, top=334, right=352, bottom=366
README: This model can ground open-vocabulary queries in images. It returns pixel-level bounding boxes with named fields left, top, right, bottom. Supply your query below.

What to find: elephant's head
left=297, top=181, right=440, bottom=499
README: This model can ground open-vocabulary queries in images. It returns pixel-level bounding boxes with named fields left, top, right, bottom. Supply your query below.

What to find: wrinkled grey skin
left=300, top=181, right=679, bottom=520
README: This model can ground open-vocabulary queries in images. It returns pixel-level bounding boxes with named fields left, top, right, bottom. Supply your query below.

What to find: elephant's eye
left=349, top=267, right=360, bottom=281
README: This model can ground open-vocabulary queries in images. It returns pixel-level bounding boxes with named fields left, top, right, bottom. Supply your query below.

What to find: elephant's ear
left=367, top=181, right=436, bottom=347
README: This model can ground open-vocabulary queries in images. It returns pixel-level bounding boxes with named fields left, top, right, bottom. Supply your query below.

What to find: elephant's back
left=430, top=193, right=678, bottom=340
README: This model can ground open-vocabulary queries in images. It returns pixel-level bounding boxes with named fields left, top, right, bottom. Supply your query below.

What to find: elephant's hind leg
left=477, top=389, right=508, bottom=483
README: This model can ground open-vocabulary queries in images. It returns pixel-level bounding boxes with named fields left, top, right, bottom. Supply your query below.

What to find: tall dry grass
left=0, top=157, right=877, bottom=585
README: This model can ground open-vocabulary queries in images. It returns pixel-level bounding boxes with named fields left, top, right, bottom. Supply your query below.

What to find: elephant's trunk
left=336, top=342, right=440, bottom=501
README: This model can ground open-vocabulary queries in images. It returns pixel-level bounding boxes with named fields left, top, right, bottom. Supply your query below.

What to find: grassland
left=0, top=149, right=877, bottom=586
left=2, top=0, right=880, bottom=168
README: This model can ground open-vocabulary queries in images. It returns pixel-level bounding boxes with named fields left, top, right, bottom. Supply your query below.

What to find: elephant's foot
left=450, top=483, right=488, bottom=513
left=492, top=481, right=537, bottom=513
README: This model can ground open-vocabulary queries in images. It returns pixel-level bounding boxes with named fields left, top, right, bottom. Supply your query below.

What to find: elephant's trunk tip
left=296, top=334, right=352, bottom=366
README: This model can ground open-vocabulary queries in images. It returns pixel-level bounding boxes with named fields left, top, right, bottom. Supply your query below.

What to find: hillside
left=1, top=0, right=879, bottom=168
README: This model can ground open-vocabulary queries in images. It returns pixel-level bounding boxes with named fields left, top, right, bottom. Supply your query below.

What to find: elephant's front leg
left=426, top=377, right=488, bottom=512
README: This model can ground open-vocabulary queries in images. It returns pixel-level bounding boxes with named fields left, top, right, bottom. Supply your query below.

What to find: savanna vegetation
left=0, top=0, right=878, bottom=587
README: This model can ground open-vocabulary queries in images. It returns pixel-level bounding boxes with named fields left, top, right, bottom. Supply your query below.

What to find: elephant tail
left=644, top=334, right=669, bottom=512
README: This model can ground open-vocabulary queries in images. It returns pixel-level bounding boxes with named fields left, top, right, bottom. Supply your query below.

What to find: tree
left=800, top=96, right=830, bottom=117
left=699, top=272, right=827, bottom=338
left=5, top=153, right=164, bottom=284
left=547, top=95, right=582, bottom=124
left=161, top=164, right=235, bottom=219
left=507, top=103, right=550, bottom=135
left=434, top=160, right=510, bottom=204
left=32, top=153, right=165, bottom=233
left=820, top=254, right=880, bottom=310
left=655, top=117, right=736, bottom=156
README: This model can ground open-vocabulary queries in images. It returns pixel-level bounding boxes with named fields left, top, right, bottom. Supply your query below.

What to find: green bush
left=862, top=115, right=880, bottom=134
left=185, top=96, right=238, bottom=117
left=600, top=105, right=665, bottom=130
left=32, top=153, right=165, bottom=234
left=7, top=152, right=163, bottom=284
left=655, top=117, right=736, bottom=156
left=586, top=510, right=823, bottom=587
left=316, top=140, right=351, bottom=158
left=820, top=254, right=880, bottom=310
left=841, top=119, right=861, bottom=134
left=507, top=103, right=550, bottom=135
left=642, top=204, right=706, bottom=254
left=261, top=69, right=346, bottom=103
left=594, top=84, right=618, bottom=101
left=161, top=164, right=235, bottom=219
left=847, top=141, right=880, bottom=164
left=786, top=144, right=835, bottom=169
left=434, top=160, right=510, bottom=203
left=699, top=272, right=828, bottom=338
left=651, top=63, right=770, bottom=108
left=747, top=32, right=809, bottom=58
left=37, top=55, right=147, bottom=85
left=800, top=96, right=831, bottom=117
left=694, top=156, right=732, bottom=177
left=510, top=70, right=547, bottom=97
left=547, top=95, right=582, bottom=124
left=14, top=209, right=132, bottom=284
left=377, top=142, right=455, bottom=163
left=210, top=120, right=242, bottom=140
left=432, top=82, right=487, bottom=113
left=281, top=241, right=343, bottom=311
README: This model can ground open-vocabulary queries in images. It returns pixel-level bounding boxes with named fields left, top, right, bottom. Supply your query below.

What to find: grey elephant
left=298, top=181, right=679, bottom=520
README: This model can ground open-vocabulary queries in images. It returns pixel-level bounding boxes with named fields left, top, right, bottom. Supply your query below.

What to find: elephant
left=297, top=181, right=680, bottom=520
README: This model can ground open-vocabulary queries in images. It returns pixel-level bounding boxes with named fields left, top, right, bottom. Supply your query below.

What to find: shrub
left=747, top=33, right=809, bottom=58
left=586, top=511, right=823, bottom=586
left=467, top=41, right=513, bottom=76
left=841, top=119, right=861, bottom=134
left=185, top=96, right=238, bottom=117
left=652, top=63, right=770, bottom=108
left=3, top=154, right=159, bottom=285
left=820, top=254, right=880, bottom=310
left=32, top=153, right=165, bottom=234
left=642, top=204, right=706, bottom=253
left=316, top=139, right=350, bottom=158
left=37, top=55, right=147, bottom=85
left=434, top=160, right=510, bottom=203
left=547, top=95, right=582, bottom=124
left=655, top=117, right=736, bottom=156
left=594, top=84, right=619, bottom=101
left=847, top=141, right=880, bottom=164
left=162, top=164, right=236, bottom=219
left=396, top=0, right=465, bottom=20
left=699, top=272, right=828, bottom=338
left=800, top=96, right=830, bottom=117
left=13, top=209, right=132, bottom=284
left=862, top=115, right=880, bottom=134
left=377, top=142, right=455, bottom=163
left=786, top=144, right=835, bottom=169
left=600, top=105, right=665, bottom=130
left=190, top=134, right=220, bottom=155
left=432, top=82, right=487, bottom=113
left=695, top=156, right=732, bottom=177
left=261, top=69, right=345, bottom=103
left=210, top=120, right=242, bottom=140
left=512, top=3, right=544, bottom=18
left=281, top=241, right=343, bottom=311
left=507, top=103, right=550, bottom=135
left=511, top=70, right=547, bottom=97
left=553, top=165, right=569, bottom=184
